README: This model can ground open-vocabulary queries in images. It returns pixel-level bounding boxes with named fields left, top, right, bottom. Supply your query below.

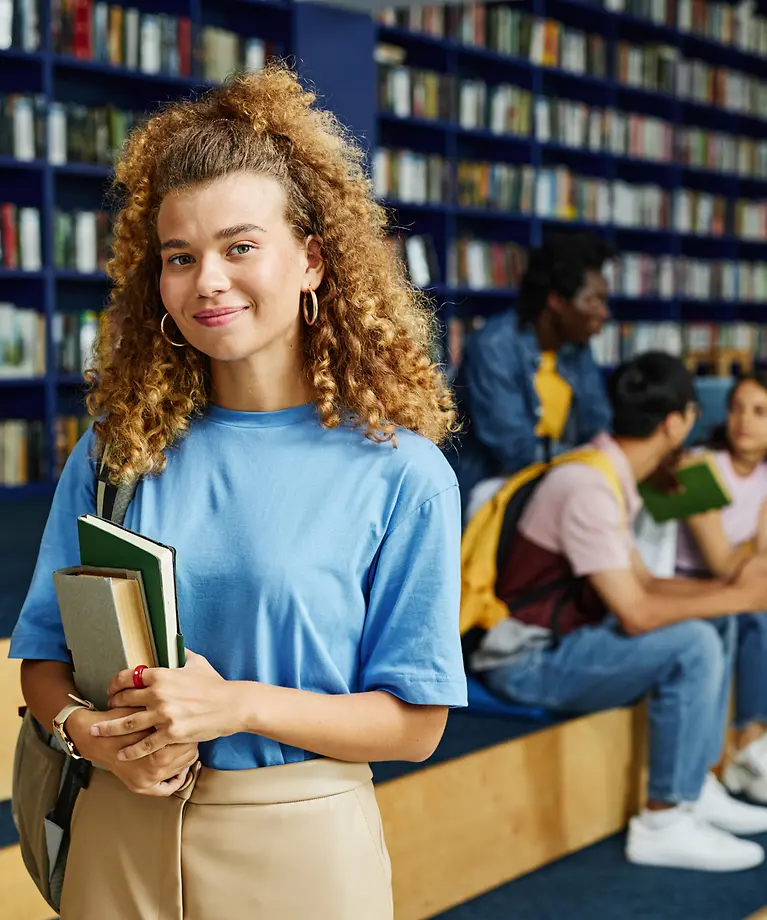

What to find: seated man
left=451, top=232, right=614, bottom=521
left=470, top=352, right=767, bottom=872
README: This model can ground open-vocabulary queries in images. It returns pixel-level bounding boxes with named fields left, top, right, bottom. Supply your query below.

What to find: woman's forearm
left=20, top=659, right=81, bottom=730
left=228, top=683, right=447, bottom=763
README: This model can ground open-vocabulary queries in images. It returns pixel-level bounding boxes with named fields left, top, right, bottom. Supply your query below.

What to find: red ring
left=132, top=665, right=148, bottom=689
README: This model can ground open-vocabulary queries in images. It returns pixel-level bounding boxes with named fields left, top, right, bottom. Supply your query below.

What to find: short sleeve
left=359, top=484, right=467, bottom=707
left=559, top=477, right=632, bottom=576
left=9, top=428, right=98, bottom=662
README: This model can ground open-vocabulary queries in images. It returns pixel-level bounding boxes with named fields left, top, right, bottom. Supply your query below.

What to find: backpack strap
left=95, top=444, right=139, bottom=525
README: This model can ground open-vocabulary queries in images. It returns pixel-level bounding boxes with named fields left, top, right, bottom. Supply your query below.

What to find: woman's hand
left=89, top=651, right=235, bottom=762
left=67, top=706, right=199, bottom=796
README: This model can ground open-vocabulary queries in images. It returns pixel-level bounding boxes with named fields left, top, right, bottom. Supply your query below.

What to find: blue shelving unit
left=1, top=0, right=298, bottom=497
left=375, top=0, right=767, bottom=330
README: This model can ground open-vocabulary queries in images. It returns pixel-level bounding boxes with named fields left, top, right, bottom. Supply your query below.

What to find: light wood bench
left=0, top=640, right=52, bottom=918
left=377, top=704, right=647, bottom=919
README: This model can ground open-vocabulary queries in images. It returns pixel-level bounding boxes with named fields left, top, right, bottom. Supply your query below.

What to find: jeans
left=735, top=612, right=767, bottom=729
left=484, top=616, right=737, bottom=804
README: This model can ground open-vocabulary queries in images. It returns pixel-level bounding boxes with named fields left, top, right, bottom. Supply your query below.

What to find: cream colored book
left=53, top=567, right=157, bottom=710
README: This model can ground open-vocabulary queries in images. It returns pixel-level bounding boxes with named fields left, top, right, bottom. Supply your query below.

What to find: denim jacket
left=448, top=311, right=613, bottom=506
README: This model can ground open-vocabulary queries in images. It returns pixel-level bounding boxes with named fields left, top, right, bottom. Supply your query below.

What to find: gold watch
left=52, top=694, right=95, bottom=759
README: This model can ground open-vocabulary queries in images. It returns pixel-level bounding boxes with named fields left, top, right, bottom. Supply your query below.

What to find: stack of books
left=55, top=516, right=184, bottom=710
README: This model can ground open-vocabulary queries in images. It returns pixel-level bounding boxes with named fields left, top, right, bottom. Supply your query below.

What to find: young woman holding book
left=9, top=65, right=466, bottom=919
left=675, top=373, right=767, bottom=804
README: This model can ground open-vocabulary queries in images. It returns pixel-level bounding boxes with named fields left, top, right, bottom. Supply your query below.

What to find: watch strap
left=53, top=696, right=95, bottom=758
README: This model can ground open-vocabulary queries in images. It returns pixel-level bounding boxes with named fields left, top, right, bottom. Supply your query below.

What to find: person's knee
left=670, top=620, right=726, bottom=685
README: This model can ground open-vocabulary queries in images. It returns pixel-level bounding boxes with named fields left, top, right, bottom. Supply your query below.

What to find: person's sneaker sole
left=626, top=842, right=765, bottom=873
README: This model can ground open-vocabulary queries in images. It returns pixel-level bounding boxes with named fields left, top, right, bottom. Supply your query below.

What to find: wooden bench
left=0, top=640, right=52, bottom=919
left=376, top=704, right=646, bottom=919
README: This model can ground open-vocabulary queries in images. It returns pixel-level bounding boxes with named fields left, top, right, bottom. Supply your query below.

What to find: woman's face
left=157, top=171, right=323, bottom=365
left=727, top=380, right=767, bottom=460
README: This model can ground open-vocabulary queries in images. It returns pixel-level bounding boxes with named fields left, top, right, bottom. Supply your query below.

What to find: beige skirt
left=59, top=758, right=393, bottom=920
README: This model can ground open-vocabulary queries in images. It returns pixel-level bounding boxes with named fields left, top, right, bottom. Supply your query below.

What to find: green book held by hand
left=77, top=514, right=185, bottom=669
left=638, top=453, right=732, bottom=524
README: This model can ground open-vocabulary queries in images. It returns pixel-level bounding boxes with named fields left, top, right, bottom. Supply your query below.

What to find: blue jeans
left=735, top=612, right=767, bottom=728
left=484, top=616, right=736, bottom=804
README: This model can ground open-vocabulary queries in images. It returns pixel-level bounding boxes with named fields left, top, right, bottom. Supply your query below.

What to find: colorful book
left=77, top=514, right=185, bottom=669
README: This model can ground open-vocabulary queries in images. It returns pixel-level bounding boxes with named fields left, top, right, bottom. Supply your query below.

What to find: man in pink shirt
left=474, top=353, right=767, bottom=872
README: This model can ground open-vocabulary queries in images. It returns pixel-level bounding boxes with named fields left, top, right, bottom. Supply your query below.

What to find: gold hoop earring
left=303, top=288, right=318, bottom=327
left=160, top=312, right=185, bottom=348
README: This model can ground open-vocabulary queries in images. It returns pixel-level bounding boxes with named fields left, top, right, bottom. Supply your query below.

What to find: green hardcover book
left=638, top=454, right=732, bottom=524
left=77, top=514, right=185, bottom=669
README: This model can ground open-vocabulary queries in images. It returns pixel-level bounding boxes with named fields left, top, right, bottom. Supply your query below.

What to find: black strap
left=504, top=573, right=578, bottom=613
left=95, top=448, right=138, bottom=525
left=51, top=757, right=92, bottom=831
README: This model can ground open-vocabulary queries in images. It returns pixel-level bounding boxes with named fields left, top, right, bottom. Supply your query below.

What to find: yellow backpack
left=459, top=447, right=625, bottom=652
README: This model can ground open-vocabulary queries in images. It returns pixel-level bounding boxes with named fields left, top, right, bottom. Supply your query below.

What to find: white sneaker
left=695, top=772, right=767, bottom=835
left=724, top=737, right=767, bottom=805
left=626, top=809, right=764, bottom=871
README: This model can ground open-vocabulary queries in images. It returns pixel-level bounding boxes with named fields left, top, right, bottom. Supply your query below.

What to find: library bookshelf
left=374, top=0, right=767, bottom=369
left=0, top=0, right=294, bottom=497
left=2, top=0, right=767, bottom=497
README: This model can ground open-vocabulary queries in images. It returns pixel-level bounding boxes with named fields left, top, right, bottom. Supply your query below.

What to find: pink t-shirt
left=518, top=433, right=642, bottom=576
left=675, top=449, right=767, bottom=573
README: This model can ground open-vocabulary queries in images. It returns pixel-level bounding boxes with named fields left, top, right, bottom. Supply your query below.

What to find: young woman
left=676, top=373, right=767, bottom=803
left=9, top=65, right=467, bottom=919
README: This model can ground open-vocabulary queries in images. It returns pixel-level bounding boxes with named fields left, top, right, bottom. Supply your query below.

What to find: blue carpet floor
left=4, top=497, right=767, bottom=920
left=436, top=831, right=767, bottom=920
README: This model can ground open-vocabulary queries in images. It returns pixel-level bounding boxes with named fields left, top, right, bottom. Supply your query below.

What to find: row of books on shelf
left=55, top=310, right=99, bottom=375
left=378, top=62, right=767, bottom=179
left=52, top=0, right=270, bottom=83
left=0, top=304, right=99, bottom=378
left=388, top=233, right=529, bottom=291
left=378, top=1, right=767, bottom=58
left=0, top=204, right=111, bottom=274
left=606, top=0, right=767, bottom=55
left=55, top=1, right=192, bottom=76
left=0, top=93, right=143, bottom=167
left=374, top=149, right=767, bottom=237
left=0, top=203, right=41, bottom=271
left=0, top=415, right=89, bottom=486
left=380, top=8, right=767, bottom=117
left=380, top=6, right=605, bottom=68
left=619, top=42, right=767, bottom=118
left=391, top=232, right=767, bottom=303
left=591, top=321, right=767, bottom=368
left=0, top=303, right=45, bottom=378
left=54, top=209, right=111, bottom=274
left=0, top=0, right=39, bottom=52
left=606, top=254, right=767, bottom=302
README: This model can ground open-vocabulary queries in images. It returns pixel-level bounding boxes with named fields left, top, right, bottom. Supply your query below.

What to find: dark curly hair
left=707, top=372, right=767, bottom=453
left=516, top=231, right=615, bottom=328
left=86, top=63, right=455, bottom=483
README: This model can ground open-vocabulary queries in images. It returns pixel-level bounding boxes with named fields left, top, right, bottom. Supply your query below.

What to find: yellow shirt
left=534, top=351, right=573, bottom=440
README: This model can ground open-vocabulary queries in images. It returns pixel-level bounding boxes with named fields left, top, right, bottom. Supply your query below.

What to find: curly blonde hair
left=86, top=63, right=455, bottom=482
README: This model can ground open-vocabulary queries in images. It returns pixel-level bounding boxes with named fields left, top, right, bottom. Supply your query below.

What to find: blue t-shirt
left=10, top=403, right=467, bottom=770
